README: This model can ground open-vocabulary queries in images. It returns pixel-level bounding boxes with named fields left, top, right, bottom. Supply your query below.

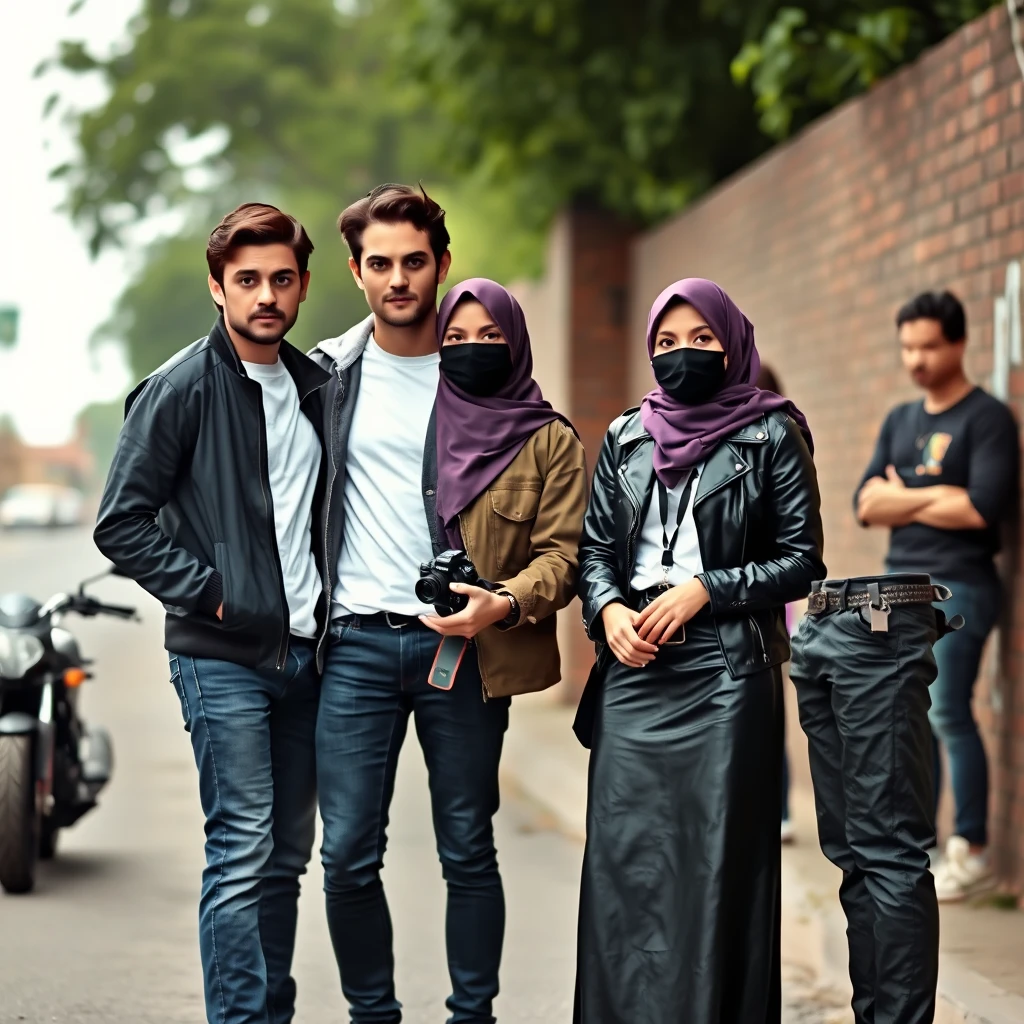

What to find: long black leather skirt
left=574, top=618, right=782, bottom=1024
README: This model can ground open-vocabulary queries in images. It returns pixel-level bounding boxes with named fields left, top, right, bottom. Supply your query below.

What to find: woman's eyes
left=483, top=331, right=503, bottom=342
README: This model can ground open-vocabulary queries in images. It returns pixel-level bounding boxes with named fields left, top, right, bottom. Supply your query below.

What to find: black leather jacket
left=578, top=408, right=825, bottom=678
left=95, top=318, right=331, bottom=672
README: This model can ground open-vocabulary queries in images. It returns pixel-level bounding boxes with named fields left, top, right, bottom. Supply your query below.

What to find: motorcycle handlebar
left=67, top=596, right=139, bottom=621
left=93, top=601, right=138, bottom=620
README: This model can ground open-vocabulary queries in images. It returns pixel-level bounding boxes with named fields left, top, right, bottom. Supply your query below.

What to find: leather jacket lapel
left=619, top=438, right=654, bottom=515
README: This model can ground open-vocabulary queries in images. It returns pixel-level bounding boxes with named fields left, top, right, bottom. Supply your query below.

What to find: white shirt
left=241, top=358, right=323, bottom=639
left=333, top=338, right=439, bottom=617
left=631, top=465, right=704, bottom=590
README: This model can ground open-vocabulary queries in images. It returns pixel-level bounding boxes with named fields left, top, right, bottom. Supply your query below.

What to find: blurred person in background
left=94, top=204, right=330, bottom=1024
left=855, top=290, right=1020, bottom=901
left=309, top=196, right=586, bottom=1024
left=573, top=279, right=823, bottom=1024
left=756, top=363, right=799, bottom=845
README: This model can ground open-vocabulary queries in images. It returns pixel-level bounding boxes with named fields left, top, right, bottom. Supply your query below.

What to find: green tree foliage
left=404, top=0, right=772, bottom=226
left=52, top=0, right=990, bottom=376
left=733, top=0, right=992, bottom=139
left=48, top=0, right=432, bottom=255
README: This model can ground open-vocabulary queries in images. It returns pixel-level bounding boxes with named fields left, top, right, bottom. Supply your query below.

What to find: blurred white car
left=0, top=485, right=84, bottom=529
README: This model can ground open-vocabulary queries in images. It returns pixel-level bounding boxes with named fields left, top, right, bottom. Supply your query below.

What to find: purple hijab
left=640, top=278, right=812, bottom=487
left=435, top=278, right=570, bottom=548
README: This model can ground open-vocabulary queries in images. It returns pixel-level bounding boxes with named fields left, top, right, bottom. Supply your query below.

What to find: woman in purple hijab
left=420, top=278, right=587, bottom=706
left=573, top=279, right=824, bottom=1024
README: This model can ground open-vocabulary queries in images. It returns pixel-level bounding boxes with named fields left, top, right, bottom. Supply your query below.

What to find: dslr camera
left=415, top=549, right=491, bottom=617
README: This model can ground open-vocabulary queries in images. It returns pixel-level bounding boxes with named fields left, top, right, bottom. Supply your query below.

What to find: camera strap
left=428, top=635, right=468, bottom=690
left=657, top=470, right=695, bottom=584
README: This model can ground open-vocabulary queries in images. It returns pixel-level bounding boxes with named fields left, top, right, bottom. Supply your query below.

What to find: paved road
left=0, top=528, right=841, bottom=1023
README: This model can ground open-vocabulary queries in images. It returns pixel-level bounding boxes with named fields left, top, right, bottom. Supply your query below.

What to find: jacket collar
left=313, top=313, right=375, bottom=372
left=617, top=410, right=773, bottom=447
left=618, top=413, right=773, bottom=509
left=209, top=316, right=330, bottom=400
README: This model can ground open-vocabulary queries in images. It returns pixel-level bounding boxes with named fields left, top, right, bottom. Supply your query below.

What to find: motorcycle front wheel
left=0, top=734, right=39, bottom=894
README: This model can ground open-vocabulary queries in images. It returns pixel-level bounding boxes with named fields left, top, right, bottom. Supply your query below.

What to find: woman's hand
left=419, top=584, right=510, bottom=639
left=634, top=578, right=710, bottom=645
left=601, top=602, right=659, bottom=668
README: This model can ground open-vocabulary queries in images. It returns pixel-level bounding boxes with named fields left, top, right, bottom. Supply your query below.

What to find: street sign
left=0, top=307, right=17, bottom=348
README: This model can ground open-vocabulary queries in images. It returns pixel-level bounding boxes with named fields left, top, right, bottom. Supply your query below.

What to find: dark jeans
left=169, top=643, right=319, bottom=1024
left=928, top=576, right=1000, bottom=847
left=317, top=618, right=511, bottom=1024
left=790, top=588, right=940, bottom=1024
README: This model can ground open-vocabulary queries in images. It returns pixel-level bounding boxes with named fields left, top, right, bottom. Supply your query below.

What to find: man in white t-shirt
left=310, top=185, right=511, bottom=1024
left=96, top=204, right=329, bottom=1024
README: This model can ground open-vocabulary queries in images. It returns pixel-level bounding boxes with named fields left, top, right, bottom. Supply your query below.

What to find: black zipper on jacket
left=618, top=462, right=642, bottom=586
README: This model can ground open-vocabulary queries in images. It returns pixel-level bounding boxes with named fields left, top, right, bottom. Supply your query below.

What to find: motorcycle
left=0, top=569, right=137, bottom=894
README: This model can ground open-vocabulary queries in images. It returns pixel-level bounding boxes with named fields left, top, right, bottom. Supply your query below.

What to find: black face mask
left=652, top=348, right=727, bottom=405
left=440, top=344, right=514, bottom=397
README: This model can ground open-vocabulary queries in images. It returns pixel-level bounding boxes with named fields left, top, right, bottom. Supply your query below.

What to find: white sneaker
left=933, top=836, right=996, bottom=903
left=926, top=845, right=942, bottom=872
left=780, top=819, right=795, bottom=845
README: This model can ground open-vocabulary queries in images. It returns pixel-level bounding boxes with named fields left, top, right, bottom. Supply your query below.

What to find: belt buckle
left=806, top=592, right=827, bottom=615
left=384, top=612, right=406, bottom=630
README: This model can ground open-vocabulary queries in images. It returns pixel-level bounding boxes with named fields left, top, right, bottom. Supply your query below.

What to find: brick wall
left=517, top=6, right=1024, bottom=887
left=624, top=5, right=1024, bottom=888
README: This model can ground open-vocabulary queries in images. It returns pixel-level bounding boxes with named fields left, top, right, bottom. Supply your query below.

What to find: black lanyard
left=657, top=470, right=695, bottom=573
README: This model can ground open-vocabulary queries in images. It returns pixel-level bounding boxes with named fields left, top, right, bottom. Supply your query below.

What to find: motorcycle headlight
left=0, top=629, right=45, bottom=680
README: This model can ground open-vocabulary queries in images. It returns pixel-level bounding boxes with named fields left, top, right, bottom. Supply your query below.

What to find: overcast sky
left=0, top=0, right=141, bottom=445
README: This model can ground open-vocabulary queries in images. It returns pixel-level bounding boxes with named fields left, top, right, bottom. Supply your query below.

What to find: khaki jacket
left=459, top=419, right=587, bottom=698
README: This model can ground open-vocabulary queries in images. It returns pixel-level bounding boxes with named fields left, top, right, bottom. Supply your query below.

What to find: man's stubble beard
left=228, top=310, right=297, bottom=347
left=374, top=287, right=438, bottom=330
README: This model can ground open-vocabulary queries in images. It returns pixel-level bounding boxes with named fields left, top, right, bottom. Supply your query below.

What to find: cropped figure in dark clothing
left=855, top=290, right=1019, bottom=901
left=573, top=279, right=824, bottom=1024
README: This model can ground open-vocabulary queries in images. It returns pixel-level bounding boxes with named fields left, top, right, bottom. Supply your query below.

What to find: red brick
left=959, top=105, right=981, bottom=135
left=972, top=66, right=996, bottom=99
left=1005, top=171, right=1024, bottom=199
left=987, top=147, right=1011, bottom=177
left=546, top=6, right=1024, bottom=886
left=979, top=123, right=1001, bottom=152
left=984, top=92, right=1009, bottom=121
left=992, top=204, right=1013, bottom=234
left=962, top=41, right=992, bottom=75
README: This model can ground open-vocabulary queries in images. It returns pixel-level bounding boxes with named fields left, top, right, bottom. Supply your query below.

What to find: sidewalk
left=500, top=690, right=1024, bottom=1024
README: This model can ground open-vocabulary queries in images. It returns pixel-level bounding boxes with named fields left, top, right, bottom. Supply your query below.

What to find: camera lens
left=415, top=571, right=444, bottom=605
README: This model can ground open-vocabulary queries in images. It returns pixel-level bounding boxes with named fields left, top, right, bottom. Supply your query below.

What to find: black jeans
left=316, top=618, right=510, bottom=1024
left=790, top=584, right=941, bottom=1024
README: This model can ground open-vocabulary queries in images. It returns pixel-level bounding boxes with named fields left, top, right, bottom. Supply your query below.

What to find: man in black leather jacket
left=94, top=204, right=329, bottom=1024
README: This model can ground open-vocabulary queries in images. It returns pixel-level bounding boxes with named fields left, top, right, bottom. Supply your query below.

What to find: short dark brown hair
left=339, top=184, right=450, bottom=267
left=207, top=202, right=314, bottom=284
